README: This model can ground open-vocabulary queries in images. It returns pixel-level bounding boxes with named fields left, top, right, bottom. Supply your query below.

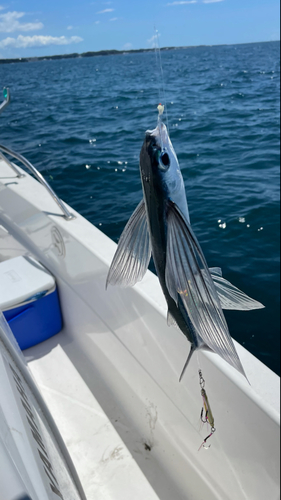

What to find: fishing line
left=154, top=28, right=162, bottom=106
left=153, top=27, right=170, bottom=137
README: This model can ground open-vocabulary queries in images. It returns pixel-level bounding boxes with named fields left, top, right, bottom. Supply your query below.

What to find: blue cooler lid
left=0, top=256, right=55, bottom=311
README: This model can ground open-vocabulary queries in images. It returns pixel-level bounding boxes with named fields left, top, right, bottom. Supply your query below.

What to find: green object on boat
left=3, top=88, right=8, bottom=99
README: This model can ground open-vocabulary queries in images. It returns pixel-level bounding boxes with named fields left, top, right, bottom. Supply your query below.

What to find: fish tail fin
left=179, top=343, right=197, bottom=382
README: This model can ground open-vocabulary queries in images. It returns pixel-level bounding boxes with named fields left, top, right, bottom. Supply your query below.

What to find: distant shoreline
left=0, top=40, right=276, bottom=65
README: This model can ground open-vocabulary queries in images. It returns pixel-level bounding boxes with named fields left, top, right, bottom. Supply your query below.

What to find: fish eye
left=160, top=152, right=170, bottom=170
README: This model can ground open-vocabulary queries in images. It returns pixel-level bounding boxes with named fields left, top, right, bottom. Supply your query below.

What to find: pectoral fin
left=106, top=200, right=151, bottom=288
left=165, top=200, right=246, bottom=378
left=209, top=268, right=265, bottom=311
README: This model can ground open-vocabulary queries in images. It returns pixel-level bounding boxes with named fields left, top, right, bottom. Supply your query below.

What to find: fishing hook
left=198, top=427, right=216, bottom=451
left=200, top=406, right=209, bottom=424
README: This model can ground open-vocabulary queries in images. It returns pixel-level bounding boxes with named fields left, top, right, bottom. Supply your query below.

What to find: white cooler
left=0, top=256, right=62, bottom=350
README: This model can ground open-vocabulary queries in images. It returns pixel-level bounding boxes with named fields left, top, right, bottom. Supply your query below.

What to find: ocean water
left=0, top=41, right=280, bottom=375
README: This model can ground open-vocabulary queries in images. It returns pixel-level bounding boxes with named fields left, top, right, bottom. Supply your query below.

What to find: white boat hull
left=0, top=160, right=280, bottom=500
left=0, top=314, right=86, bottom=500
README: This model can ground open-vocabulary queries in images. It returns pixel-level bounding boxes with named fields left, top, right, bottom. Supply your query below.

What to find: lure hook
left=200, top=406, right=208, bottom=425
left=198, top=369, right=216, bottom=452
left=198, top=427, right=216, bottom=451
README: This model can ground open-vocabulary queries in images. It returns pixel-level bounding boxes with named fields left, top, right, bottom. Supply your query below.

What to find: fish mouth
left=146, top=122, right=171, bottom=150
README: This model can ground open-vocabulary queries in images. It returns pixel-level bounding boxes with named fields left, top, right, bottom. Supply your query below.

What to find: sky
left=0, top=0, right=280, bottom=59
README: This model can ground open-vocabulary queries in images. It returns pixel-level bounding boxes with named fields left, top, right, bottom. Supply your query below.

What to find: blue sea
left=0, top=41, right=280, bottom=375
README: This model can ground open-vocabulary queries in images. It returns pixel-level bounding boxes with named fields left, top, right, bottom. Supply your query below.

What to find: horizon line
left=0, top=39, right=278, bottom=64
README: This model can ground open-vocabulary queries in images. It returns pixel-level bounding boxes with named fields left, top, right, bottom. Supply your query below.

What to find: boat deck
left=25, top=333, right=162, bottom=500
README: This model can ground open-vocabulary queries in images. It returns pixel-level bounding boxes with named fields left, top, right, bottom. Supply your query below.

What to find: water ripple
left=0, top=41, right=280, bottom=374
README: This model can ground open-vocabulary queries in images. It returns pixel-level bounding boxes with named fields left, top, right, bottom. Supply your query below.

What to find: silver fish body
left=107, top=121, right=264, bottom=380
left=140, top=124, right=201, bottom=352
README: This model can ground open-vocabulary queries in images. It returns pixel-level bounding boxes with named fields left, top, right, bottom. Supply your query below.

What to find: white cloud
left=67, top=25, right=73, bottom=30
left=0, top=11, right=44, bottom=33
left=203, top=0, right=224, bottom=3
left=0, top=6, right=5, bottom=11
left=97, top=8, right=114, bottom=14
left=147, top=33, right=161, bottom=48
left=95, top=21, right=101, bottom=24
left=0, top=35, right=83, bottom=49
left=110, top=17, right=118, bottom=21
left=167, top=1, right=197, bottom=5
